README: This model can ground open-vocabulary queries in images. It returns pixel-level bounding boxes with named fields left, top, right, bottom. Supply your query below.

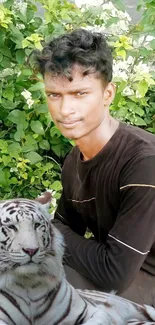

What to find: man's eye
left=48, top=93, right=59, bottom=98
left=7, top=225, right=18, bottom=232
left=76, top=92, right=87, bottom=96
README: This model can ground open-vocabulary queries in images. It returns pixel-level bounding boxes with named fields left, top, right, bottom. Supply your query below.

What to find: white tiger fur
left=0, top=192, right=154, bottom=325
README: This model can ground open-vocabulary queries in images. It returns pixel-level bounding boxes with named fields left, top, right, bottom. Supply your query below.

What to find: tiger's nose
left=22, top=248, right=39, bottom=256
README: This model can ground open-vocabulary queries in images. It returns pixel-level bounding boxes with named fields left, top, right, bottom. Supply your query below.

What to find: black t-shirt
left=53, top=122, right=155, bottom=293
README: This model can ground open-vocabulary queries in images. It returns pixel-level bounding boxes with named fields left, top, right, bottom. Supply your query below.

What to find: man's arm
left=53, top=156, right=155, bottom=293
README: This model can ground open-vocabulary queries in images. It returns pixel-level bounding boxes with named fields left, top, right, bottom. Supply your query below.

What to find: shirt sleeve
left=53, top=156, right=155, bottom=293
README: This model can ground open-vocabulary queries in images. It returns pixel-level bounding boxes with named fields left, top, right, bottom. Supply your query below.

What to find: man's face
left=44, top=66, right=114, bottom=141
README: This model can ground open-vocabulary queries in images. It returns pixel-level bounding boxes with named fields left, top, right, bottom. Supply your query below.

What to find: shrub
left=0, top=0, right=155, bottom=203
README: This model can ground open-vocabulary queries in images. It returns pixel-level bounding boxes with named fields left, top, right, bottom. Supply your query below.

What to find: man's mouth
left=60, top=120, right=81, bottom=128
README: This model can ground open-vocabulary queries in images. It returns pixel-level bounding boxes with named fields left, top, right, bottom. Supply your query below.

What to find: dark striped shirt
left=54, top=122, right=155, bottom=293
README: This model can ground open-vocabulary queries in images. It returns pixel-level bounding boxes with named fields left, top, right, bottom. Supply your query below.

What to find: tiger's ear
left=35, top=191, right=52, bottom=208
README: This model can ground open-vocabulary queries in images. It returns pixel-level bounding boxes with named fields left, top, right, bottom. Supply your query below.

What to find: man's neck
left=75, top=117, right=119, bottom=161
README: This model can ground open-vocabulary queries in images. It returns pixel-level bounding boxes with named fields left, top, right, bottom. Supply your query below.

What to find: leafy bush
left=0, top=0, right=155, bottom=202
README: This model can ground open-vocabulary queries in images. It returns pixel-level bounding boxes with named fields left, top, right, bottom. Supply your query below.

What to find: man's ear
left=103, top=82, right=116, bottom=106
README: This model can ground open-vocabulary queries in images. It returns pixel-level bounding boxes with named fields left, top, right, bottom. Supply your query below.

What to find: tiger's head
left=0, top=192, right=64, bottom=287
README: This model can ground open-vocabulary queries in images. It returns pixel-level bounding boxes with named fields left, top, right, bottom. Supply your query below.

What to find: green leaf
left=2, top=155, right=11, bottom=166
left=0, top=46, right=12, bottom=58
left=1, top=100, right=20, bottom=110
left=35, top=103, right=48, bottom=114
left=16, top=50, right=25, bottom=64
left=117, top=81, right=128, bottom=93
left=52, top=145, right=62, bottom=157
left=51, top=180, right=62, bottom=192
left=7, top=110, right=28, bottom=129
left=14, top=127, right=25, bottom=141
left=50, top=126, right=61, bottom=138
left=22, top=68, right=33, bottom=76
left=134, top=106, right=144, bottom=117
left=26, top=152, right=43, bottom=164
left=0, top=140, right=8, bottom=153
left=8, top=143, right=21, bottom=157
left=117, top=49, right=126, bottom=60
left=10, top=177, right=18, bottom=184
left=22, top=135, right=38, bottom=153
left=1, top=57, right=11, bottom=68
left=137, top=80, right=149, bottom=97
left=22, top=39, right=31, bottom=49
left=30, top=120, right=44, bottom=135
left=134, top=116, right=147, bottom=126
left=29, top=82, right=45, bottom=92
left=69, top=140, right=75, bottom=146
left=0, top=169, right=9, bottom=187
left=3, top=87, right=14, bottom=101
left=150, top=39, right=155, bottom=50
left=39, top=140, right=50, bottom=150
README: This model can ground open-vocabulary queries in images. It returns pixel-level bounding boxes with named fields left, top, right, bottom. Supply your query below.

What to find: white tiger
left=0, top=192, right=155, bottom=325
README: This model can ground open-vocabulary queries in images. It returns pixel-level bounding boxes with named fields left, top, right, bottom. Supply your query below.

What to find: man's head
left=36, top=28, right=115, bottom=141
left=36, top=28, right=113, bottom=83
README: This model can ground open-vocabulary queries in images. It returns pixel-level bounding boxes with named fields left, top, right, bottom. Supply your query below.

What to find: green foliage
left=0, top=0, right=155, bottom=202
left=0, top=0, right=73, bottom=201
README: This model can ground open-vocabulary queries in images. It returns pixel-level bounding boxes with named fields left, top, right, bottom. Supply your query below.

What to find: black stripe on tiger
left=0, top=306, right=16, bottom=325
left=34, top=282, right=61, bottom=320
left=53, top=289, right=73, bottom=325
left=74, top=300, right=88, bottom=325
left=0, top=290, right=31, bottom=322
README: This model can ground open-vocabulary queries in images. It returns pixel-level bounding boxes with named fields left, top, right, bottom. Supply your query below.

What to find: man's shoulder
left=119, top=122, right=155, bottom=156
left=122, top=122, right=155, bottom=141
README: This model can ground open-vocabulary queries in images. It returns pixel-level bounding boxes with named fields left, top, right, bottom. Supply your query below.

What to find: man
left=36, top=28, right=155, bottom=306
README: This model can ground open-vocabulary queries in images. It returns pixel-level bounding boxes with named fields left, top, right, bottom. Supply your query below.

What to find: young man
left=36, top=28, right=155, bottom=306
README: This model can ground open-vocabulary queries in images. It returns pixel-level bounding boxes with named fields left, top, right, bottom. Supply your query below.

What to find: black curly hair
left=36, top=28, right=113, bottom=84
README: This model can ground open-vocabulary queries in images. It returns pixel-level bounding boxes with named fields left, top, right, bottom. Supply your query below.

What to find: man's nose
left=60, top=97, right=75, bottom=117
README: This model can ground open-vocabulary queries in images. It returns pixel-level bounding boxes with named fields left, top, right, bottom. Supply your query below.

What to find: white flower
left=16, top=23, right=25, bottom=30
left=145, top=36, right=155, bottom=42
left=113, top=60, right=129, bottom=81
left=13, top=0, right=27, bottom=15
left=1, top=68, right=14, bottom=78
left=133, top=36, right=155, bottom=49
left=113, top=70, right=128, bottom=82
left=52, top=198, right=57, bottom=208
left=75, top=0, right=103, bottom=7
left=123, top=86, right=134, bottom=96
left=134, top=62, right=150, bottom=74
left=21, top=89, right=34, bottom=108
left=27, top=98, right=34, bottom=108
left=112, top=20, right=129, bottom=34
left=21, top=89, right=32, bottom=100
left=126, top=56, right=134, bottom=65
left=116, top=10, right=131, bottom=22
left=10, top=167, right=18, bottom=173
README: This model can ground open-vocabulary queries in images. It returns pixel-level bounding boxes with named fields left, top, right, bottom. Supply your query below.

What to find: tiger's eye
left=34, top=223, right=41, bottom=230
left=7, top=225, right=18, bottom=232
